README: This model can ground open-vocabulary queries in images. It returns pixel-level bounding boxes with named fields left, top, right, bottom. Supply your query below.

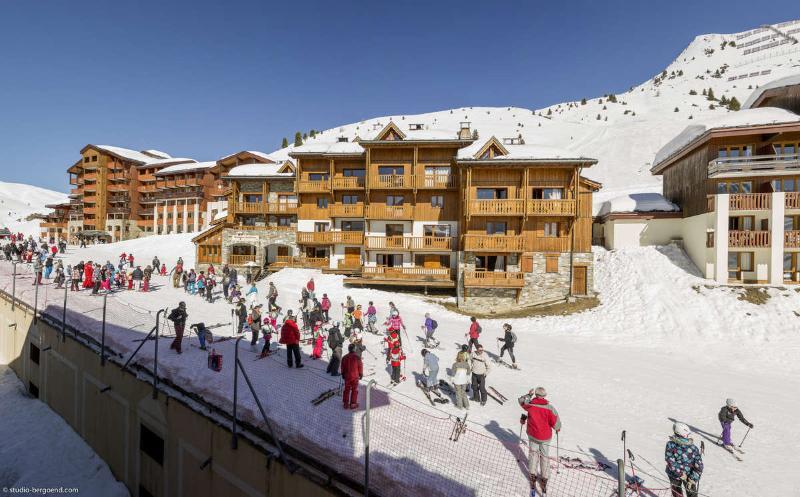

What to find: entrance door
left=572, top=266, right=587, bottom=295
left=344, top=247, right=361, bottom=268
left=277, top=246, right=289, bottom=257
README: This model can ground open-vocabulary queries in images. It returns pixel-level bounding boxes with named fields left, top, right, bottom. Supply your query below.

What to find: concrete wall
left=604, top=218, right=683, bottom=249
left=0, top=294, right=356, bottom=497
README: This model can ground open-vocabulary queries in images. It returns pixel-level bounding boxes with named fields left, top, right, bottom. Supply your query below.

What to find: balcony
left=463, top=270, right=525, bottom=288
left=463, top=234, right=526, bottom=252
left=107, top=184, right=128, bottom=193
left=369, top=175, right=411, bottom=189
left=138, top=185, right=157, bottom=194
left=332, top=176, right=365, bottom=190
left=417, top=174, right=456, bottom=189
left=729, top=193, right=771, bottom=210
left=329, top=203, right=364, bottom=217
left=40, top=222, right=65, bottom=229
left=153, top=187, right=204, bottom=200
left=272, top=256, right=329, bottom=268
left=83, top=172, right=98, bottom=181
left=107, top=207, right=131, bottom=215
left=83, top=184, right=97, bottom=192
left=729, top=230, right=770, bottom=248
left=786, top=192, right=800, bottom=210
left=469, top=199, right=525, bottom=216
left=785, top=231, right=800, bottom=248
left=109, top=193, right=129, bottom=203
left=364, top=236, right=454, bottom=251
left=298, top=178, right=330, bottom=192
left=527, top=199, right=576, bottom=216
left=708, top=153, right=800, bottom=177
left=365, top=204, right=414, bottom=220
left=228, top=254, right=257, bottom=266
left=107, top=172, right=129, bottom=182
left=232, top=202, right=298, bottom=215
left=361, top=266, right=453, bottom=281
left=296, top=231, right=364, bottom=245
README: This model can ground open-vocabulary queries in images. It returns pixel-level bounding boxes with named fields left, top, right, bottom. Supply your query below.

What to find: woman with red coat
left=160, top=264, right=167, bottom=276
left=82, top=262, right=94, bottom=289
left=340, top=344, right=363, bottom=409
left=279, top=311, right=303, bottom=368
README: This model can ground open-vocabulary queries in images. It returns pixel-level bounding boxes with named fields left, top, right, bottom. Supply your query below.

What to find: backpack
left=247, top=315, right=253, bottom=325
left=510, top=331, right=517, bottom=344
left=430, top=319, right=438, bottom=330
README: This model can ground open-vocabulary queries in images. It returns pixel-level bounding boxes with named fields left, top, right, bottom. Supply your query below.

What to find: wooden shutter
left=545, top=254, right=559, bottom=273
left=521, top=253, right=533, bottom=273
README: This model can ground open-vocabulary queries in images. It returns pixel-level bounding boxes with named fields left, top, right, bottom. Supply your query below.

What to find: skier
left=450, top=351, right=471, bottom=409
left=519, top=387, right=561, bottom=496
left=421, top=349, right=439, bottom=392
left=718, top=398, right=753, bottom=451
left=388, top=344, right=404, bottom=385
left=260, top=311, right=278, bottom=358
left=340, top=343, right=363, bottom=409
left=422, top=312, right=438, bottom=347
left=279, top=311, right=303, bottom=368
left=326, top=322, right=344, bottom=376
left=249, top=305, right=262, bottom=352
left=345, top=295, right=355, bottom=313
left=384, top=309, right=405, bottom=339
left=246, top=282, right=258, bottom=307
left=366, top=301, right=377, bottom=333
left=497, top=323, right=518, bottom=368
left=466, top=316, right=481, bottom=353
left=470, top=344, right=490, bottom=406
left=235, top=298, right=248, bottom=335
left=311, top=321, right=325, bottom=359
left=306, top=277, right=315, bottom=299
left=32, top=258, right=43, bottom=285
left=44, top=256, right=53, bottom=279
left=665, top=422, right=703, bottom=497
left=167, top=302, right=188, bottom=354
left=132, top=266, right=144, bottom=290
left=267, top=282, right=279, bottom=312
left=320, top=293, right=331, bottom=322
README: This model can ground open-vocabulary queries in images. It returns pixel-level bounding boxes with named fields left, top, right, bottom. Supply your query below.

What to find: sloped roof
left=156, top=161, right=217, bottom=175
left=457, top=137, right=595, bottom=163
left=226, top=162, right=295, bottom=178
left=743, top=74, right=800, bottom=109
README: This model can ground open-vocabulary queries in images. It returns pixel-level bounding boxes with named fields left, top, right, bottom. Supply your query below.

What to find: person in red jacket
left=519, top=386, right=561, bottom=496
left=279, top=311, right=304, bottom=368
left=340, top=343, right=363, bottom=409
left=466, top=316, right=481, bottom=353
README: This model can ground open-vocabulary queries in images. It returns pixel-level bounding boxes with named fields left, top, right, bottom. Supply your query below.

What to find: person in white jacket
left=450, top=348, right=472, bottom=409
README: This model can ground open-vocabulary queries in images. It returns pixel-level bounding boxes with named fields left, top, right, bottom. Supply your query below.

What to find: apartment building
left=39, top=202, right=75, bottom=241
left=650, top=107, right=800, bottom=284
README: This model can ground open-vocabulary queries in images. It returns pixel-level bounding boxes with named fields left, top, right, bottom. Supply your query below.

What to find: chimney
left=458, top=121, right=472, bottom=140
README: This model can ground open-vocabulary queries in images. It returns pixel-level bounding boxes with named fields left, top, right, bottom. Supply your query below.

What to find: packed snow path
left=2, top=236, right=800, bottom=495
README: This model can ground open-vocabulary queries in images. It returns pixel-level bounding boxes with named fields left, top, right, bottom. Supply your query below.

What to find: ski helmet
left=534, top=387, right=547, bottom=398
left=726, top=398, right=736, bottom=408
left=673, top=422, right=691, bottom=438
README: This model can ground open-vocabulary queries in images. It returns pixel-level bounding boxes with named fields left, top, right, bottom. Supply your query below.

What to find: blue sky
left=0, top=0, right=795, bottom=191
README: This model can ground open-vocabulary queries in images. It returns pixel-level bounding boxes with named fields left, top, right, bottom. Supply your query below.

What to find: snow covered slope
left=270, top=19, right=800, bottom=205
left=0, top=181, right=68, bottom=236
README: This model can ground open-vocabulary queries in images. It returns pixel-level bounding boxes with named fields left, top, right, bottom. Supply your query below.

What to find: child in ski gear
left=246, top=283, right=258, bottom=307
left=450, top=354, right=471, bottom=409
left=385, top=331, right=401, bottom=361
left=311, top=321, right=325, bottom=359
left=235, top=298, right=248, bottom=335
left=384, top=310, right=405, bottom=338
left=421, top=349, right=439, bottom=392
left=718, top=398, right=753, bottom=448
left=341, top=343, right=363, bottom=409
left=519, top=387, right=561, bottom=495
left=168, top=302, right=189, bottom=354
left=260, top=312, right=277, bottom=357
left=249, top=305, right=262, bottom=351
left=470, top=345, right=490, bottom=405
left=665, top=422, right=703, bottom=497
left=320, top=293, right=331, bottom=321
left=279, top=311, right=303, bottom=368
left=366, top=301, right=377, bottom=332
left=352, top=304, right=364, bottom=330
left=498, top=323, right=517, bottom=367
left=326, top=322, right=344, bottom=376
left=467, top=316, right=481, bottom=353
left=389, top=345, right=404, bottom=384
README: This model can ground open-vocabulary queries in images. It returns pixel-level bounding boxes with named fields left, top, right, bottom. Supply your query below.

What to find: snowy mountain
left=0, top=181, right=68, bottom=236
left=271, top=20, right=800, bottom=206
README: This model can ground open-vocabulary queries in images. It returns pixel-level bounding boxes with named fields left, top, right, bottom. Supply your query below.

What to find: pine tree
left=674, top=107, right=679, bottom=112
left=728, top=97, right=741, bottom=111
left=702, top=89, right=707, bottom=96
left=281, top=137, right=288, bottom=148
left=719, top=95, right=729, bottom=105
left=596, top=114, right=601, bottom=120
left=294, top=132, right=303, bottom=147
left=709, top=104, right=716, bottom=110
left=689, top=89, right=697, bottom=95
left=706, top=88, right=715, bottom=101
left=471, top=129, right=479, bottom=139
left=607, top=94, right=617, bottom=103
left=602, top=105, right=607, bottom=110
left=547, top=108, right=552, bottom=116
left=302, top=133, right=308, bottom=140
left=581, top=98, right=587, bottom=105
left=310, top=130, right=317, bottom=138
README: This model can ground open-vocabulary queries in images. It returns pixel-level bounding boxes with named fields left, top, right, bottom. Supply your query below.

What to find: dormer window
left=409, top=123, right=424, bottom=131
left=337, top=136, right=349, bottom=142
left=503, top=138, right=522, bottom=145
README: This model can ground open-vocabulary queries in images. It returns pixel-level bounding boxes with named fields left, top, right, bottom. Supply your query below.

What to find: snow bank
left=0, top=181, right=68, bottom=237
left=595, top=192, right=679, bottom=217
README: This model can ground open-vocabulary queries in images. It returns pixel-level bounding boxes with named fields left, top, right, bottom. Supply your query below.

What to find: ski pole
left=556, top=431, right=560, bottom=474
left=738, top=427, right=751, bottom=448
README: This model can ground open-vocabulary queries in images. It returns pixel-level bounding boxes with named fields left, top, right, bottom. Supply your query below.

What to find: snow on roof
left=140, top=158, right=196, bottom=168
left=92, top=145, right=159, bottom=164
left=652, top=107, right=800, bottom=171
left=142, top=149, right=171, bottom=159
left=743, top=74, right=800, bottom=109
left=218, top=150, right=276, bottom=163
left=364, top=126, right=462, bottom=141
left=291, top=140, right=365, bottom=155
left=226, top=163, right=294, bottom=178
left=457, top=139, right=593, bottom=162
left=595, top=192, right=680, bottom=217
left=156, top=161, right=217, bottom=175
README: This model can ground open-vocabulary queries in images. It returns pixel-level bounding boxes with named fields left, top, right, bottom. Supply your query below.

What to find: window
left=91, top=155, right=98, bottom=161
left=477, top=188, right=508, bottom=200
left=543, top=222, right=559, bottom=237
left=309, top=173, right=329, bottom=181
left=425, top=166, right=450, bottom=176
left=341, top=220, right=364, bottom=231
left=545, top=254, right=559, bottom=273
left=716, top=180, right=753, bottom=194
left=244, top=194, right=262, bottom=203
left=278, top=216, right=292, bottom=227
left=786, top=216, right=800, bottom=231
left=316, top=197, right=329, bottom=208
left=424, top=225, right=451, bottom=237
left=771, top=178, right=797, bottom=192
left=343, top=168, right=365, bottom=178
left=377, top=253, right=403, bottom=267
left=386, top=224, right=404, bottom=236
left=30, top=343, right=40, bottom=365
left=341, top=194, right=360, bottom=204
left=706, top=231, right=714, bottom=248
left=728, top=252, right=754, bottom=280
left=314, top=222, right=329, bottom=232
left=485, top=221, right=507, bottom=235
left=718, top=145, right=753, bottom=159
left=773, top=142, right=799, bottom=159
left=83, top=157, right=90, bottom=163
left=784, top=253, right=798, bottom=281
left=476, top=255, right=506, bottom=271
left=378, top=166, right=404, bottom=176
left=278, top=194, right=297, bottom=204
left=386, top=195, right=404, bottom=206
left=532, top=188, right=564, bottom=200
left=140, top=424, right=165, bottom=465
left=431, top=195, right=444, bottom=208
left=729, top=216, right=754, bottom=231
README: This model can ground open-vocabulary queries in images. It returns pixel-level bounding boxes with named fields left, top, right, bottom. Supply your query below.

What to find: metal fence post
left=33, top=275, right=39, bottom=324
left=11, top=262, right=17, bottom=312
left=617, top=458, right=625, bottom=497
left=364, top=379, right=376, bottom=497
left=152, top=307, right=165, bottom=399
left=100, top=292, right=108, bottom=366
left=231, top=335, right=244, bottom=450
left=61, top=280, right=68, bottom=342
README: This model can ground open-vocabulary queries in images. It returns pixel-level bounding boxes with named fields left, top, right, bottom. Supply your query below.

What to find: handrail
left=122, top=308, right=168, bottom=400
left=708, top=152, right=800, bottom=176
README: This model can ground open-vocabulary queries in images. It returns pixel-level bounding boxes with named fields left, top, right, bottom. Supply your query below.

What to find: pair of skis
left=416, top=381, right=449, bottom=406
left=487, top=386, right=507, bottom=405
left=311, top=387, right=338, bottom=406
left=492, top=358, right=518, bottom=370
left=450, top=414, right=468, bottom=442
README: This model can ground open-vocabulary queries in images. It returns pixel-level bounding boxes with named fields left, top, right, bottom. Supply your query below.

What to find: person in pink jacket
left=320, top=294, right=331, bottom=322
left=466, top=316, right=481, bottom=353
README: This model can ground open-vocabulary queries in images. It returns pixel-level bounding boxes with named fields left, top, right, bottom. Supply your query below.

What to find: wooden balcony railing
left=298, top=179, right=330, bottom=192
left=40, top=222, right=65, bottom=229
left=706, top=195, right=715, bottom=212
left=228, top=254, right=257, bottom=265
left=786, top=192, right=800, bottom=209
left=296, top=231, right=364, bottom=245
left=708, top=153, right=800, bottom=176
left=329, top=204, right=365, bottom=217
left=469, top=199, right=525, bottom=216
left=729, top=230, right=770, bottom=247
left=729, top=193, right=771, bottom=210
left=361, top=266, right=453, bottom=281
left=108, top=184, right=128, bottom=193
left=463, top=270, right=525, bottom=288
left=785, top=230, right=800, bottom=248
left=463, top=234, right=526, bottom=252
left=364, top=236, right=453, bottom=251
left=417, top=174, right=456, bottom=189
left=272, top=256, right=329, bottom=268
left=365, top=204, right=415, bottom=219
left=369, top=175, right=410, bottom=189
left=332, top=176, right=365, bottom=189
left=527, top=199, right=576, bottom=216
left=232, top=202, right=299, bottom=214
